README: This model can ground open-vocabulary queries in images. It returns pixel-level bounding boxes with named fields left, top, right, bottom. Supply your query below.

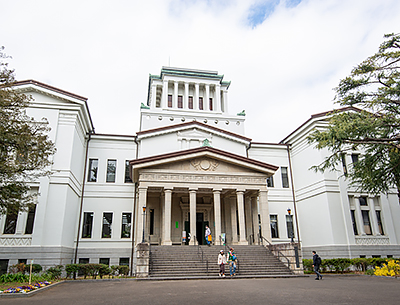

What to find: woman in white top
left=218, top=250, right=227, bottom=277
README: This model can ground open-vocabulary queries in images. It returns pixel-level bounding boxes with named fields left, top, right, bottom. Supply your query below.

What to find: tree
left=0, top=47, right=56, bottom=214
left=308, top=33, right=400, bottom=195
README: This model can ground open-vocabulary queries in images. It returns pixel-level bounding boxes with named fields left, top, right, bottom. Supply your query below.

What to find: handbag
left=207, top=235, right=212, bottom=242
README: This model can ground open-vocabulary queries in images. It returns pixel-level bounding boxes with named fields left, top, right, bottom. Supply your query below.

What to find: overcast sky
left=2, top=0, right=399, bottom=142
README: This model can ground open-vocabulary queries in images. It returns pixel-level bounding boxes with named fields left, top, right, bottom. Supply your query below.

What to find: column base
left=161, top=240, right=172, bottom=245
left=237, top=240, right=249, bottom=245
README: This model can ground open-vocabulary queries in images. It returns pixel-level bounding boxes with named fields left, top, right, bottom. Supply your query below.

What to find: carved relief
left=355, top=236, right=390, bottom=245
left=191, top=158, right=219, bottom=171
left=0, top=237, right=32, bottom=246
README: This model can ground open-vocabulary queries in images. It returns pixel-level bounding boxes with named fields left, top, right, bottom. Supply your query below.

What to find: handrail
left=258, top=234, right=291, bottom=269
left=194, top=235, right=208, bottom=275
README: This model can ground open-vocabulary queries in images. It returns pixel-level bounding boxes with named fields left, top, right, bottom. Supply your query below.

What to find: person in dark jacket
left=312, top=251, right=323, bottom=280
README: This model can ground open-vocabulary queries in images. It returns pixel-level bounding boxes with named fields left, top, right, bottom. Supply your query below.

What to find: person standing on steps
left=205, top=225, right=212, bottom=246
left=218, top=250, right=227, bottom=277
left=312, top=251, right=323, bottom=280
left=228, top=248, right=237, bottom=276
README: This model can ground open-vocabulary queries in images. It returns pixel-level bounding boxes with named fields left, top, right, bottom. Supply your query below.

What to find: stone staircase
left=148, top=245, right=293, bottom=278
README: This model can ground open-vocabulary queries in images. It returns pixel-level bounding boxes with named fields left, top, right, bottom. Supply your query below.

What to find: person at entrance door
left=205, top=225, right=212, bottom=246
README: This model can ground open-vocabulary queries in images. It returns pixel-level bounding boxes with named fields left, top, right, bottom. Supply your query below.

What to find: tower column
left=215, top=84, right=221, bottom=112
left=194, top=83, right=199, bottom=110
left=222, top=89, right=228, bottom=113
left=173, top=81, right=178, bottom=108
left=151, top=83, right=157, bottom=109
left=162, top=80, right=168, bottom=109
left=184, top=82, right=189, bottom=109
left=205, top=84, right=210, bottom=111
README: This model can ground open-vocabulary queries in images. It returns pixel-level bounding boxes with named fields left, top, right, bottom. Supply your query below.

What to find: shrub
left=374, top=260, right=400, bottom=277
left=45, top=265, right=63, bottom=279
left=32, top=264, right=43, bottom=273
left=98, top=264, right=111, bottom=279
left=118, top=265, right=129, bottom=276
left=302, top=259, right=313, bottom=272
left=0, top=272, right=29, bottom=283
left=351, top=258, right=368, bottom=272
left=65, top=264, right=79, bottom=279
left=9, top=263, right=26, bottom=274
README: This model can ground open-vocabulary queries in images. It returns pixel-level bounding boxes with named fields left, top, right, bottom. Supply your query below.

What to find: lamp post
left=142, top=206, right=146, bottom=243
left=287, top=208, right=294, bottom=243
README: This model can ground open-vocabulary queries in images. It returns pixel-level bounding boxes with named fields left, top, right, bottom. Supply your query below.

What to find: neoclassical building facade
left=1, top=67, right=400, bottom=274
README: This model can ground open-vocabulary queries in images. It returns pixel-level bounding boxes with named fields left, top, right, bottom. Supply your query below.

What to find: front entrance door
left=186, top=213, right=209, bottom=245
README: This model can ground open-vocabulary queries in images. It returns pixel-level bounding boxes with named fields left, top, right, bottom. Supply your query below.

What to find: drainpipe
left=246, top=142, right=251, bottom=158
left=74, top=131, right=93, bottom=264
left=130, top=135, right=139, bottom=276
left=286, top=144, right=301, bottom=244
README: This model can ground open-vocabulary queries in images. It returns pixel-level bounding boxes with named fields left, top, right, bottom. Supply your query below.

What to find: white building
left=1, top=67, right=400, bottom=274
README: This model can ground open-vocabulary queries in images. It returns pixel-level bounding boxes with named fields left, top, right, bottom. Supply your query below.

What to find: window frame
left=270, top=214, right=279, bottom=238
left=106, top=159, right=117, bottom=183
left=121, top=212, right=132, bottom=238
left=82, top=212, right=94, bottom=238
left=281, top=167, right=289, bottom=188
left=88, top=159, right=99, bottom=182
left=102, top=212, right=113, bottom=238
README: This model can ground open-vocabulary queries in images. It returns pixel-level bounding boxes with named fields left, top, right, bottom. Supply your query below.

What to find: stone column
left=245, top=195, right=252, bottom=243
left=251, top=196, right=259, bottom=244
left=259, top=189, right=271, bottom=242
left=213, top=189, right=222, bottom=245
left=354, top=196, right=365, bottom=235
left=173, top=81, right=178, bottom=108
left=237, top=190, right=247, bottom=244
left=194, top=83, right=199, bottom=110
left=230, top=196, right=238, bottom=243
left=222, top=89, right=228, bottom=113
left=184, top=82, right=189, bottom=109
left=368, top=197, right=380, bottom=235
left=189, top=189, right=197, bottom=245
left=136, top=186, right=148, bottom=244
left=162, top=80, right=168, bottom=109
left=150, top=84, right=157, bottom=109
left=215, top=84, right=221, bottom=112
left=162, top=188, right=173, bottom=245
left=205, top=84, right=210, bottom=111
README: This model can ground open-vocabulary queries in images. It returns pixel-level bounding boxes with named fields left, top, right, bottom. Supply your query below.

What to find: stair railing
left=194, top=235, right=209, bottom=275
left=258, top=233, right=290, bottom=269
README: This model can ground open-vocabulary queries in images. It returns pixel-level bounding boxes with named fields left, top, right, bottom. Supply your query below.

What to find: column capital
left=213, top=189, right=222, bottom=193
left=189, top=188, right=198, bottom=193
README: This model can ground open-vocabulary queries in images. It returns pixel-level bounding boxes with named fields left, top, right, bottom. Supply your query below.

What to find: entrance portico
left=130, top=146, right=277, bottom=246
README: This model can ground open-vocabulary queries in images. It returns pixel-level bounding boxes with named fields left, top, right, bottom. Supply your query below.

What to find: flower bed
left=0, top=281, right=51, bottom=294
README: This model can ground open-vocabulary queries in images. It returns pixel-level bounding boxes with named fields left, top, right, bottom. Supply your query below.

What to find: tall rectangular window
left=188, top=96, right=193, bottom=109
left=359, top=197, right=368, bottom=206
left=270, top=215, right=279, bottom=238
left=3, top=212, right=18, bottom=234
left=199, top=97, right=203, bottom=110
left=177, top=95, right=183, bottom=108
left=362, top=210, right=372, bottom=235
left=88, top=159, right=98, bottom=182
left=150, top=209, right=155, bottom=235
left=121, top=213, right=131, bottom=238
left=351, top=153, right=359, bottom=164
left=125, top=160, right=132, bottom=183
left=0, top=260, right=9, bottom=275
left=119, top=257, right=129, bottom=266
left=82, top=212, right=94, bottom=238
left=209, top=98, right=213, bottom=110
left=102, top=212, right=113, bottom=238
left=376, top=210, right=384, bottom=235
left=25, top=205, right=36, bottom=234
left=281, top=167, right=289, bottom=188
left=99, top=258, right=110, bottom=266
left=267, top=176, right=274, bottom=187
left=350, top=210, right=358, bottom=235
left=286, top=215, right=294, bottom=239
left=106, top=159, right=116, bottom=183
left=168, top=95, right=172, bottom=107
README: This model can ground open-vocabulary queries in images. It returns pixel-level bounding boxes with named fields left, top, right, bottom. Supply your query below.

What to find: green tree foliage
left=308, top=33, right=400, bottom=194
left=0, top=47, right=56, bottom=214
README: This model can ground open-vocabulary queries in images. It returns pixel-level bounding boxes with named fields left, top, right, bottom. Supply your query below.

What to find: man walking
left=312, top=251, right=323, bottom=280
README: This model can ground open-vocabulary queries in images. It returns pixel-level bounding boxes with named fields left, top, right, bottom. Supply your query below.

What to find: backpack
left=316, top=255, right=322, bottom=265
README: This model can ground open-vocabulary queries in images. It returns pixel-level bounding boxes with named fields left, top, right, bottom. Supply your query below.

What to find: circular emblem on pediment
left=200, top=159, right=211, bottom=170
left=191, top=158, right=219, bottom=171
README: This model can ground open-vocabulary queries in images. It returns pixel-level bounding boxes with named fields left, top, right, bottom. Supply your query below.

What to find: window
left=209, top=98, right=213, bottom=110
left=270, top=215, right=279, bottom=238
left=376, top=210, right=384, bottom=235
left=3, top=211, right=18, bottom=234
left=18, top=259, right=27, bottom=265
left=286, top=215, right=294, bottom=239
left=168, top=95, right=172, bottom=107
left=0, top=259, right=9, bottom=275
left=199, top=97, right=203, bottom=110
left=82, top=212, right=94, bottom=238
left=106, top=159, right=116, bottom=183
left=267, top=176, right=274, bottom=187
left=88, top=159, right=98, bottom=182
left=350, top=210, right=358, bottom=235
left=121, top=213, right=131, bottom=238
left=79, top=258, right=89, bottom=264
left=178, top=95, right=183, bottom=108
left=359, top=197, right=368, bottom=206
left=362, top=210, right=372, bottom=235
left=150, top=209, right=155, bottom=235
left=188, top=96, right=193, bottom=109
left=341, top=154, right=347, bottom=176
left=125, top=160, right=132, bottom=183
left=119, top=257, right=129, bottom=266
left=102, top=212, right=113, bottom=238
left=25, top=205, right=36, bottom=234
left=281, top=167, right=289, bottom=188
left=99, top=258, right=110, bottom=266
left=351, top=153, right=359, bottom=164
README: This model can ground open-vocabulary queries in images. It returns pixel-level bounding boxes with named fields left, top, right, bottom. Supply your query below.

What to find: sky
left=1, top=0, right=399, bottom=143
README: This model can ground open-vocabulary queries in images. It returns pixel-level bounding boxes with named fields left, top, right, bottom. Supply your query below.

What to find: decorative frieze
left=0, top=237, right=32, bottom=246
left=355, top=236, right=390, bottom=245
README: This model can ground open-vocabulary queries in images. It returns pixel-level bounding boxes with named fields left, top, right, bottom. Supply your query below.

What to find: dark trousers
left=219, top=264, right=225, bottom=274
left=314, top=265, right=322, bottom=278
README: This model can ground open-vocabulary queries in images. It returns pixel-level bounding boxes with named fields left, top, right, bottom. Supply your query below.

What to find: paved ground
left=1, top=275, right=399, bottom=305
